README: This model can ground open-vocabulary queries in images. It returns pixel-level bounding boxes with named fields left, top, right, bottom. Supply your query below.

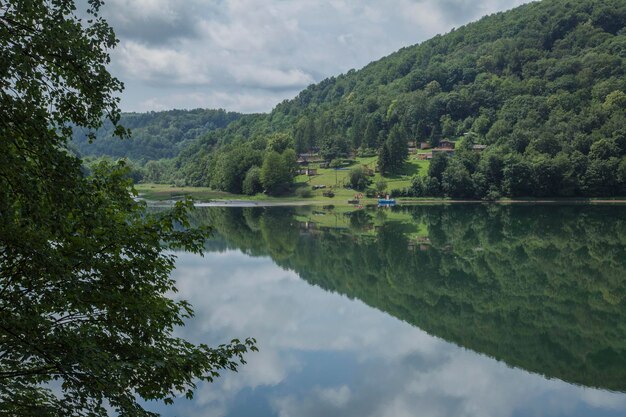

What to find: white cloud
left=231, top=66, right=314, bottom=89
left=116, top=42, right=211, bottom=86
left=316, top=385, right=352, bottom=407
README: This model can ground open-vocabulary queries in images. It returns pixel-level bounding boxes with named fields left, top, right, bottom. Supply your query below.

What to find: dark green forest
left=72, top=108, right=242, bottom=160
left=194, top=205, right=626, bottom=392
left=171, top=0, right=626, bottom=198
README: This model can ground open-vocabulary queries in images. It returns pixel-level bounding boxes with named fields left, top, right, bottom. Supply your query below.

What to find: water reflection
left=149, top=205, right=626, bottom=416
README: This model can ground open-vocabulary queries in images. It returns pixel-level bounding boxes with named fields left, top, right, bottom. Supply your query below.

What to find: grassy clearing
left=293, top=205, right=430, bottom=239
left=136, top=183, right=304, bottom=203
left=137, top=155, right=429, bottom=204
left=296, top=155, right=429, bottom=199
left=135, top=184, right=239, bottom=201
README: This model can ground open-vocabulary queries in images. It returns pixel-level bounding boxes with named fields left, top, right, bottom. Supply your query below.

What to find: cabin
left=439, top=140, right=456, bottom=149
left=472, top=144, right=488, bottom=152
left=407, top=140, right=417, bottom=148
left=420, top=142, right=432, bottom=150
left=297, top=168, right=317, bottom=176
left=417, top=153, right=433, bottom=160
left=408, top=146, right=418, bottom=154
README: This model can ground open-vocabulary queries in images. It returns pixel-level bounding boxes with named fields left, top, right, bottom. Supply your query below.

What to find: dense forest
left=72, top=108, right=242, bottom=161
left=171, top=0, right=626, bottom=198
left=193, top=205, right=626, bottom=392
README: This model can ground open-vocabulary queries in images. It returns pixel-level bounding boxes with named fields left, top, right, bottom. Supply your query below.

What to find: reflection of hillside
left=191, top=205, right=626, bottom=392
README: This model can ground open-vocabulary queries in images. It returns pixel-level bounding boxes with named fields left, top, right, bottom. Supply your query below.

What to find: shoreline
left=143, top=197, right=626, bottom=208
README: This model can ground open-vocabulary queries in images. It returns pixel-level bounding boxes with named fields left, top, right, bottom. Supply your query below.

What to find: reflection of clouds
left=173, top=251, right=436, bottom=358
left=157, top=250, right=626, bottom=417
left=581, top=390, right=626, bottom=410
left=270, top=348, right=626, bottom=417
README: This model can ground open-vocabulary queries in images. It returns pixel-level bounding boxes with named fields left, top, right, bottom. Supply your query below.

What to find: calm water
left=148, top=205, right=626, bottom=417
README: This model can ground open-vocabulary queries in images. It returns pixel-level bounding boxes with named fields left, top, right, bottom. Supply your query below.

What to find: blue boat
left=378, top=198, right=396, bottom=206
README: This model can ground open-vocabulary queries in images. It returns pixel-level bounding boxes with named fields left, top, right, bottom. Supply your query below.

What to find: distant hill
left=72, top=108, right=243, bottom=161
left=178, top=0, right=626, bottom=198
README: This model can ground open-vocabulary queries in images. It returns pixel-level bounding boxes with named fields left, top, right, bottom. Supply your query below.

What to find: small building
left=439, top=140, right=456, bottom=149
left=420, top=142, right=432, bottom=150
left=297, top=168, right=318, bottom=176
left=407, top=140, right=417, bottom=148
left=472, top=144, right=488, bottom=152
left=408, top=147, right=418, bottom=154
left=417, top=153, right=433, bottom=160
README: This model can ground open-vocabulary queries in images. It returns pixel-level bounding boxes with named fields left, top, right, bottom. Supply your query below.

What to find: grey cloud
left=103, top=0, right=212, bottom=45
left=105, top=0, right=533, bottom=113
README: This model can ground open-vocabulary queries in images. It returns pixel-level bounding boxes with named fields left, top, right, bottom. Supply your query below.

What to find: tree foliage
left=261, top=151, right=293, bottom=195
left=0, top=1, right=255, bottom=415
left=348, top=166, right=371, bottom=190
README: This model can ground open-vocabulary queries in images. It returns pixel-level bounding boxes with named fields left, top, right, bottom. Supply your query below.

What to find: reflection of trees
left=196, top=205, right=626, bottom=392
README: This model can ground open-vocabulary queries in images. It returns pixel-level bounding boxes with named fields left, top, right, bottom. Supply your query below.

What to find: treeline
left=193, top=205, right=626, bottom=392
left=176, top=0, right=626, bottom=198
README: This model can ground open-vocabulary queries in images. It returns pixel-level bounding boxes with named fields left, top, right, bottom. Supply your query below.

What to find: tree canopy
left=0, top=1, right=255, bottom=415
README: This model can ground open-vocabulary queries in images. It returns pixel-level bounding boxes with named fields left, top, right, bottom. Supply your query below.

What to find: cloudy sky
left=103, top=0, right=531, bottom=114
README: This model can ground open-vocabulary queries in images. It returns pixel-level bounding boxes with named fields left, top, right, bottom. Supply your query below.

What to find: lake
left=147, top=204, right=626, bottom=417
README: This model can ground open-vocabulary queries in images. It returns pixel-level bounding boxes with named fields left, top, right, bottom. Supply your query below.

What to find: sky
left=102, top=0, right=532, bottom=114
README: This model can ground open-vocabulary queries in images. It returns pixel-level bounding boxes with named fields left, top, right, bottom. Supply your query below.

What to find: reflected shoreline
left=190, top=204, right=626, bottom=393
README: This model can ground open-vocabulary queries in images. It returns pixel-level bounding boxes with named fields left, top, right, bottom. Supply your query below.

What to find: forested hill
left=179, top=0, right=626, bottom=198
left=72, top=108, right=243, bottom=160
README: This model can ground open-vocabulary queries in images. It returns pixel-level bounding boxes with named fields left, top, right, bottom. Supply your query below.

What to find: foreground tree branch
left=0, top=1, right=256, bottom=415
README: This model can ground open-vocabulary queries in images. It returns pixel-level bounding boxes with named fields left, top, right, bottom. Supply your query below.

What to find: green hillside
left=178, top=0, right=626, bottom=199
